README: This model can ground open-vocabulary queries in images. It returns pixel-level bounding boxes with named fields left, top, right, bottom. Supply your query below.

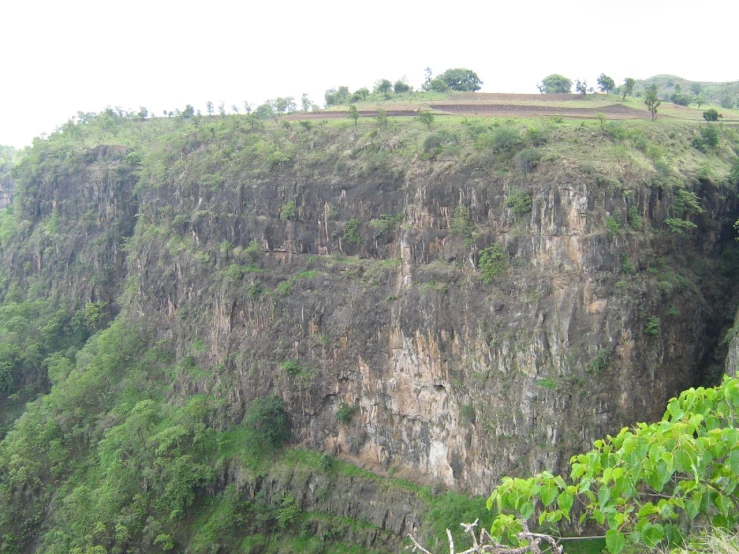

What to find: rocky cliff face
left=109, top=121, right=739, bottom=495
left=3, top=117, right=738, bottom=539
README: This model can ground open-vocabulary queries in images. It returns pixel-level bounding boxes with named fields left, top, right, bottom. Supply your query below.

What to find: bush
left=491, top=126, right=521, bottom=153
left=280, top=201, right=297, bottom=221
left=280, top=360, right=302, bottom=376
left=514, top=148, right=541, bottom=173
left=478, top=244, right=507, bottom=284
left=423, top=130, right=458, bottom=158
left=644, top=315, right=660, bottom=337
left=243, top=395, right=292, bottom=450
left=336, top=403, right=358, bottom=423
left=451, top=205, right=474, bottom=240
left=505, top=189, right=532, bottom=215
left=605, top=216, right=620, bottom=237
left=343, top=217, right=362, bottom=245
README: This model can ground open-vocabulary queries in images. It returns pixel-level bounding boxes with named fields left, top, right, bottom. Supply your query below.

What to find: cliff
left=1, top=113, right=738, bottom=552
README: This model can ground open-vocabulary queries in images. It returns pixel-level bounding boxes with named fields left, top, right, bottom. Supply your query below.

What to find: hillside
left=1, top=107, right=739, bottom=553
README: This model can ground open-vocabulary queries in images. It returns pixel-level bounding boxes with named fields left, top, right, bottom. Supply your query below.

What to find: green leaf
left=540, top=484, right=558, bottom=507
left=642, top=523, right=664, bottom=548
left=519, top=501, right=534, bottom=519
left=675, top=449, right=692, bottom=473
left=598, top=485, right=610, bottom=507
left=605, top=529, right=626, bottom=554
left=730, top=449, right=739, bottom=475
left=557, top=490, right=574, bottom=515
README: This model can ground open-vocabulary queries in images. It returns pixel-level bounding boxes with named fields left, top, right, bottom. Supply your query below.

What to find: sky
left=1, top=0, right=737, bottom=147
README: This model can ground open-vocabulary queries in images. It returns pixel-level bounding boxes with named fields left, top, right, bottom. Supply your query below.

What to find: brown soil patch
left=431, top=103, right=646, bottom=119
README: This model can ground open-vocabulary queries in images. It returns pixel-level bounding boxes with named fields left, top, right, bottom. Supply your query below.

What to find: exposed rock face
left=6, top=129, right=738, bottom=499
left=120, top=141, right=738, bottom=496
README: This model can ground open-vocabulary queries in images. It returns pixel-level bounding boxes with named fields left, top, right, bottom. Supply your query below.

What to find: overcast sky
left=1, top=0, right=737, bottom=147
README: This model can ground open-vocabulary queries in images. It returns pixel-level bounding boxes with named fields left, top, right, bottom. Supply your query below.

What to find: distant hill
left=635, top=75, right=739, bottom=108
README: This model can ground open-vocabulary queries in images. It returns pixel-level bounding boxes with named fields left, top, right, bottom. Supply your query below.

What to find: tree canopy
left=537, top=74, right=572, bottom=94
left=597, top=74, right=615, bottom=94
left=437, top=68, right=483, bottom=92
left=622, top=78, right=636, bottom=100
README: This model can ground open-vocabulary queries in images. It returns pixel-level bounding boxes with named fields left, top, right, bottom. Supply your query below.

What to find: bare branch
left=408, top=519, right=562, bottom=554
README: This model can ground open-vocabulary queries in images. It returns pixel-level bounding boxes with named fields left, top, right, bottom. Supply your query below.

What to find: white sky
left=1, top=0, right=737, bottom=147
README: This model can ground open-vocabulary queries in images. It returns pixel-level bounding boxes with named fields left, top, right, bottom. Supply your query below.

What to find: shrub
left=605, top=216, right=620, bottom=237
left=343, top=217, right=362, bottom=245
left=336, top=403, right=358, bottom=423
left=644, top=316, right=660, bottom=337
left=491, top=126, right=521, bottom=153
left=280, top=360, right=302, bottom=376
left=627, top=205, right=643, bottom=230
left=243, top=395, right=292, bottom=450
left=451, top=205, right=474, bottom=241
left=664, top=218, right=697, bottom=235
left=514, top=148, right=541, bottom=173
left=587, top=348, right=611, bottom=373
left=460, top=404, right=476, bottom=425
left=505, top=190, right=533, bottom=215
left=280, top=201, right=297, bottom=221
left=620, top=253, right=635, bottom=274
left=423, top=129, right=457, bottom=158
left=478, top=244, right=507, bottom=284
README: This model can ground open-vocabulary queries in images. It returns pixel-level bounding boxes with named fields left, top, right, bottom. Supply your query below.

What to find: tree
left=417, top=110, right=434, bottom=130
left=301, top=94, right=311, bottom=112
left=538, top=74, right=572, bottom=94
left=694, top=96, right=705, bottom=109
left=644, top=85, right=661, bottom=120
left=422, top=67, right=433, bottom=91
left=324, top=86, right=350, bottom=106
left=350, top=88, right=369, bottom=102
left=347, top=105, right=359, bottom=126
left=394, top=79, right=411, bottom=94
left=206, top=101, right=214, bottom=116
left=429, top=77, right=449, bottom=92
left=181, top=105, right=195, bottom=118
left=622, top=78, right=636, bottom=100
left=274, top=97, right=296, bottom=114
left=374, top=79, right=392, bottom=94
left=438, top=68, right=482, bottom=92
left=703, top=108, right=722, bottom=122
left=575, top=79, right=588, bottom=95
left=597, top=74, right=615, bottom=94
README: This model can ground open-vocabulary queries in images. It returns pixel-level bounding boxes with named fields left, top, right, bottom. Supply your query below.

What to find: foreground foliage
left=488, top=376, right=739, bottom=553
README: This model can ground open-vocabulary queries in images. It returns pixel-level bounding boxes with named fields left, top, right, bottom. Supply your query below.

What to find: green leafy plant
left=280, top=201, right=297, bottom=221
left=336, top=403, right=358, bottom=424
left=343, top=217, right=362, bottom=245
left=478, top=244, right=507, bottom=284
left=452, top=205, right=474, bottom=241
left=487, top=376, right=739, bottom=553
left=606, top=216, right=621, bottom=237
left=505, top=190, right=533, bottom=215
left=645, top=315, right=660, bottom=337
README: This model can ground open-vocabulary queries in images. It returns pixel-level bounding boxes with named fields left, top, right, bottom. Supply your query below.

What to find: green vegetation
left=343, top=217, right=362, bottom=245
left=2, top=79, right=739, bottom=554
left=488, top=376, right=739, bottom=553
left=336, top=403, right=358, bottom=423
left=645, top=85, right=662, bottom=120
left=505, top=189, right=533, bottom=215
left=538, top=74, right=573, bottom=94
left=478, top=244, right=507, bottom=284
